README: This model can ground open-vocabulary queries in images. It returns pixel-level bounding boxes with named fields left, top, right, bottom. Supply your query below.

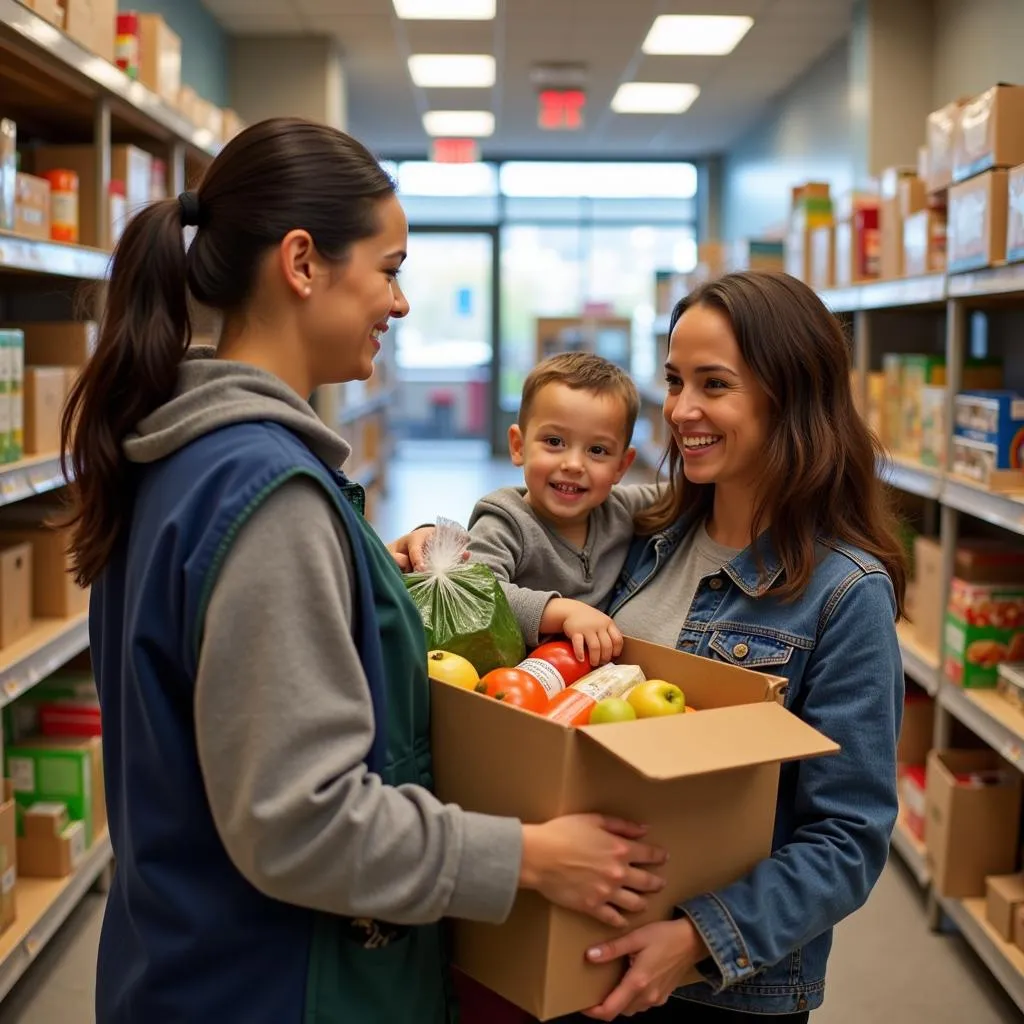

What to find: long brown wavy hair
left=60, top=117, right=396, bottom=586
left=635, top=270, right=907, bottom=616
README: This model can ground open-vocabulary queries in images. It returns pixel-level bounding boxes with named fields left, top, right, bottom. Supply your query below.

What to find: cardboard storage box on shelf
left=2, top=322, right=97, bottom=367
left=954, top=84, right=1024, bottom=183
left=23, top=801, right=68, bottom=839
left=899, top=177, right=928, bottom=219
left=912, top=536, right=943, bottom=654
left=18, top=818, right=85, bottom=879
left=0, top=330, right=21, bottom=464
left=835, top=207, right=880, bottom=286
left=809, top=225, right=835, bottom=289
left=14, top=173, right=50, bottom=242
left=903, top=209, right=947, bottom=277
left=897, top=693, right=934, bottom=767
left=944, top=578, right=1024, bottom=689
left=6, top=736, right=105, bottom=844
left=952, top=390, right=1024, bottom=485
left=0, top=120, right=15, bottom=233
left=926, top=749, right=1022, bottom=898
left=1006, top=163, right=1024, bottom=263
left=1015, top=905, right=1024, bottom=953
left=0, top=543, right=31, bottom=649
left=431, top=636, right=839, bottom=1020
left=23, top=367, right=65, bottom=456
left=920, top=384, right=946, bottom=468
left=0, top=525, right=88, bottom=620
left=899, top=764, right=927, bottom=842
left=986, top=874, right=1024, bottom=942
left=0, top=781, right=15, bottom=932
left=864, top=371, right=885, bottom=439
left=926, top=100, right=968, bottom=194
left=64, top=0, right=117, bottom=64
left=3, top=671, right=98, bottom=745
left=25, top=0, right=63, bottom=26
left=880, top=167, right=917, bottom=279
left=947, top=169, right=1009, bottom=273
left=137, top=14, right=181, bottom=107
left=29, top=145, right=152, bottom=249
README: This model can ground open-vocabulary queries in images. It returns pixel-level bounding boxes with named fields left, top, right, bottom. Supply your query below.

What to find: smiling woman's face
left=662, top=302, right=771, bottom=491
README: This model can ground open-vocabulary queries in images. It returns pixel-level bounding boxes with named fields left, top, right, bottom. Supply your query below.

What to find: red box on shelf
left=38, top=702, right=102, bottom=738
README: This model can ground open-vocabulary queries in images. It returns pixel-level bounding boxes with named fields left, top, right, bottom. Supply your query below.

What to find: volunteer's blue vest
left=91, top=422, right=404, bottom=1023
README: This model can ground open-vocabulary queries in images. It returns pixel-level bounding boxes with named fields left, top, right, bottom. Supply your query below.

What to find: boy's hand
left=558, top=599, right=624, bottom=667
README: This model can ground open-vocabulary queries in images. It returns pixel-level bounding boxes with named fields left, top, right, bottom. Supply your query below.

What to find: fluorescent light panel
left=642, top=15, right=753, bottom=55
left=422, top=110, right=495, bottom=137
left=611, top=83, right=700, bottom=115
left=393, top=0, right=496, bottom=19
left=408, top=54, right=495, bottom=88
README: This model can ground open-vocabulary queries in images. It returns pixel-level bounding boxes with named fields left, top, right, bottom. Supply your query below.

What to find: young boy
left=469, top=353, right=662, bottom=666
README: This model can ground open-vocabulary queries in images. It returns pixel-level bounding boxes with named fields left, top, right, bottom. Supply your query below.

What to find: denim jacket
left=606, top=512, right=904, bottom=1015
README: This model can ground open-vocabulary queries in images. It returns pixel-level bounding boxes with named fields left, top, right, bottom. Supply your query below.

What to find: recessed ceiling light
left=642, top=15, right=754, bottom=56
left=611, top=83, right=700, bottom=115
left=408, top=54, right=496, bottom=88
left=422, top=110, right=496, bottom=137
left=393, top=0, right=496, bottom=19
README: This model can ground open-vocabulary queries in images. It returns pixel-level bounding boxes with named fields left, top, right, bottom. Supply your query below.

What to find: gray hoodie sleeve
left=194, top=477, right=522, bottom=926
left=467, top=503, right=559, bottom=646
left=610, top=482, right=665, bottom=518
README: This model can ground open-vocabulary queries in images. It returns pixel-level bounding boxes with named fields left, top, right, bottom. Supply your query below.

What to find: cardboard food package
left=0, top=781, right=16, bottom=933
left=0, top=543, right=32, bottom=649
left=952, top=390, right=1024, bottom=486
left=809, top=224, right=835, bottom=290
left=0, top=120, right=15, bottom=233
left=835, top=207, right=880, bottom=286
left=947, top=169, right=1009, bottom=274
left=1006, top=163, right=1024, bottom=263
left=954, top=85, right=1024, bottom=183
left=911, top=536, right=943, bottom=654
left=18, top=819, right=86, bottom=879
left=926, top=749, right=1022, bottom=898
left=899, top=177, right=929, bottom=219
left=902, top=209, right=947, bottom=277
left=23, top=801, right=69, bottom=839
left=23, top=367, right=65, bottom=456
left=899, top=764, right=927, bottom=842
left=6, top=735, right=106, bottom=844
left=879, top=197, right=903, bottom=279
left=431, top=636, right=838, bottom=1020
left=138, top=14, right=181, bottom=107
left=986, top=874, right=1024, bottom=942
left=2, top=322, right=97, bottom=367
left=920, top=385, right=946, bottom=469
left=897, top=693, right=934, bottom=767
left=0, top=525, right=89, bottom=620
left=64, top=0, right=116, bottom=64
left=1015, top=905, right=1024, bottom=953
left=944, top=578, right=1024, bottom=689
left=926, top=101, right=967, bottom=194
left=14, top=173, right=50, bottom=242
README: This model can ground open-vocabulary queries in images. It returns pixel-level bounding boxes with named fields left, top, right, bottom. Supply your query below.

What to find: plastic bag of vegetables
left=404, top=517, right=525, bottom=675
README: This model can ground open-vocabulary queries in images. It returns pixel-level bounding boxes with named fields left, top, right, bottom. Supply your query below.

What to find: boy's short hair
left=519, top=353, right=641, bottom=446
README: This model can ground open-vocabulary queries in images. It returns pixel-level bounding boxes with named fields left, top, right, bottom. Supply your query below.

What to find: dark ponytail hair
left=61, top=117, right=396, bottom=585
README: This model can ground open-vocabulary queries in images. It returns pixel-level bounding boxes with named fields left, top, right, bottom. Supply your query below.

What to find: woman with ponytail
left=64, top=117, right=666, bottom=1024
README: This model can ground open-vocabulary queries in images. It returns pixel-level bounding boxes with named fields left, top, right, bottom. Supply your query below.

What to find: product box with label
left=954, top=390, right=1024, bottom=459
left=903, top=208, right=947, bottom=277
left=64, top=0, right=116, bottom=63
left=9, top=334, right=22, bottom=465
left=29, top=146, right=151, bottom=249
left=0, top=542, right=31, bottom=650
left=945, top=578, right=1024, bottom=688
left=926, top=749, right=1022, bottom=898
left=18, top=818, right=85, bottom=879
left=23, top=367, right=65, bottom=456
left=835, top=207, right=880, bottom=286
left=948, top=169, right=1009, bottom=273
left=1007, top=163, right=1024, bottom=263
left=0, top=525, right=88, bottom=620
left=880, top=197, right=903, bottom=279
left=900, top=355, right=945, bottom=459
left=0, top=781, right=15, bottom=932
left=138, top=14, right=181, bottom=107
left=920, top=385, right=947, bottom=469
left=899, top=177, right=928, bottom=219
left=927, top=101, right=967, bottom=194
left=3, top=671, right=97, bottom=746
left=2, top=322, right=97, bottom=367
left=6, top=736, right=105, bottom=844
left=897, top=692, right=934, bottom=767
left=987, top=874, right=1024, bottom=942
left=809, top=224, right=834, bottom=290
left=431, top=636, right=839, bottom=1020
left=912, top=536, right=944, bottom=654
left=14, top=173, right=50, bottom=241
left=954, top=85, right=1024, bottom=183
left=899, top=764, right=927, bottom=841
left=0, top=119, right=14, bottom=233
left=0, top=331, right=16, bottom=463
left=23, top=801, right=68, bottom=839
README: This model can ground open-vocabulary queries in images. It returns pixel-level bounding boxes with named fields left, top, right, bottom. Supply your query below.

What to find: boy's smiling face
left=509, top=382, right=636, bottom=533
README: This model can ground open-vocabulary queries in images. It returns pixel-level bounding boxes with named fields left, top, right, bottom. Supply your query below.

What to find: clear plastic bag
left=404, top=517, right=525, bottom=675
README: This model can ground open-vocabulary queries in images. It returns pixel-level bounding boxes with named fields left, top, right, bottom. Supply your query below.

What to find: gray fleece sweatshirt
left=122, top=350, right=521, bottom=927
left=468, top=484, right=664, bottom=644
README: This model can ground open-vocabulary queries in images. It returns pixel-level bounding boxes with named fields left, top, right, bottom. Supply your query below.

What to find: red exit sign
left=430, top=138, right=480, bottom=163
left=538, top=89, right=586, bottom=130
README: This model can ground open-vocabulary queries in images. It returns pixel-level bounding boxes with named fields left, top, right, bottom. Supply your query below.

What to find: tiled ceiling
left=201, top=0, right=856, bottom=159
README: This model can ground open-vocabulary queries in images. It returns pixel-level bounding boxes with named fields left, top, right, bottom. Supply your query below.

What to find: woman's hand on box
left=386, top=526, right=437, bottom=572
left=580, top=918, right=710, bottom=1020
left=541, top=598, right=624, bottom=666
left=519, top=814, right=667, bottom=929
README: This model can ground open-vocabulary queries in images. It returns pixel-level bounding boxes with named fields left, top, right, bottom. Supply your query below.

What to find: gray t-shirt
left=613, top=521, right=742, bottom=648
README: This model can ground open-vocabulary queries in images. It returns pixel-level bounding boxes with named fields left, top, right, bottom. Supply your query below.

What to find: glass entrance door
left=391, top=228, right=498, bottom=447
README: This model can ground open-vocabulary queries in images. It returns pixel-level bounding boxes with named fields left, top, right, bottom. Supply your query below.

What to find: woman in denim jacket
left=576, top=271, right=906, bottom=1022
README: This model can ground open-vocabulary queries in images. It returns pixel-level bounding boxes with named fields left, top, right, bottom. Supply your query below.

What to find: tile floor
left=0, top=441, right=1018, bottom=1023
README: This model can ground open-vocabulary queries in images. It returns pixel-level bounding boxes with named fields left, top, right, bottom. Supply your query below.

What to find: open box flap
left=578, top=703, right=839, bottom=781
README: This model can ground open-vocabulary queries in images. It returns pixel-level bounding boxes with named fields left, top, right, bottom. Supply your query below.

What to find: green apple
left=588, top=697, right=637, bottom=725
left=426, top=650, right=479, bottom=690
left=627, top=679, right=686, bottom=718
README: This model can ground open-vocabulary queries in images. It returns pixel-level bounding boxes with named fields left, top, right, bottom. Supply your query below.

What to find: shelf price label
left=1001, top=740, right=1022, bottom=765
left=3, top=677, right=23, bottom=700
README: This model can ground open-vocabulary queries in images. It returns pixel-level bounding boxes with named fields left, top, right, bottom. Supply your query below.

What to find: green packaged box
left=5, top=736, right=104, bottom=843
left=0, top=331, right=16, bottom=464
left=943, top=578, right=1024, bottom=688
left=9, top=329, right=23, bottom=464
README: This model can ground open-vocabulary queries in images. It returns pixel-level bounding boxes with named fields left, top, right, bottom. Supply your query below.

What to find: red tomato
left=476, top=669, right=550, bottom=714
left=527, top=640, right=590, bottom=688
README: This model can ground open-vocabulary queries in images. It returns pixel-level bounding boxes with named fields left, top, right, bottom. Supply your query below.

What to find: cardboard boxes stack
left=952, top=390, right=1024, bottom=487
left=896, top=691, right=934, bottom=843
left=785, top=183, right=832, bottom=284
left=834, top=190, right=880, bottom=286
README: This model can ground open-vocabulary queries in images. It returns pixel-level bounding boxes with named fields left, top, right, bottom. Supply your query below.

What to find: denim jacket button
left=732, top=642, right=750, bottom=659
left=798, top=998, right=808, bottom=1010
left=736, top=956, right=749, bottom=969
left=708, top=577, right=723, bottom=590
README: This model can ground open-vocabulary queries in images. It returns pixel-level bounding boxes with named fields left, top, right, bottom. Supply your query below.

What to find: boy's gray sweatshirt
left=122, top=350, right=521, bottom=928
left=468, top=484, right=664, bottom=644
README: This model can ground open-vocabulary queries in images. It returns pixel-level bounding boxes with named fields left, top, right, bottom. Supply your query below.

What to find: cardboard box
left=0, top=782, right=15, bottom=932
left=0, top=119, right=14, bottom=233
left=899, top=763, right=927, bottom=841
left=26, top=0, right=63, bottom=26
left=29, top=146, right=151, bottom=249
left=785, top=226, right=812, bottom=283
left=14, top=173, right=50, bottom=241
left=10, top=333, right=23, bottom=465
left=945, top=578, right=1024, bottom=688
left=954, top=390, right=1024, bottom=463
left=987, top=874, right=1024, bottom=942
left=137, top=14, right=181, bottom=107
left=0, top=527, right=89, bottom=620
left=1007, top=163, right=1024, bottom=263
left=898, top=693, right=934, bottom=766
left=23, top=367, right=65, bottom=456
left=927, top=101, right=966, bottom=194
left=901, top=355, right=945, bottom=458
left=809, top=224, right=835, bottom=289
left=835, top=208, right=880, bottom=286
left=64, top=0, right=116, bottom=63
left=3, top=672, right=97, bottom=746
left=903, top=209, right=947, bottom=277
left=954, top=85, right=1024, bottom=183
left=865, top=371, right=885, bottom=439
left=6, top=736, right=105, bottom=843
left=23, top=801, right=68, bottom=839
left=913, top=536, right=943, bottom=654
left=926, top=749, right=1022, bottom=898
left=882, top=354, right=905, bottom=450
left=920, top=385, right=947, bottom=469
left=1015, top=904, right=1024, bottom=952
left=431, top=636, right=838, bottom=1020
left=39, top=701, right=102, bottom=739
left=880, top=197, right=902, bottom=279
left=1, top=322, right=97, bottom=367
left=0, top=543, right=31, bottom=649
left=17, top=819, right=85, bottom=879
left=899, top=177, right=929, bottom=219
left=953, top=539, right=1024, bottom=583
left=948, top=169, right=1009, bottom=274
